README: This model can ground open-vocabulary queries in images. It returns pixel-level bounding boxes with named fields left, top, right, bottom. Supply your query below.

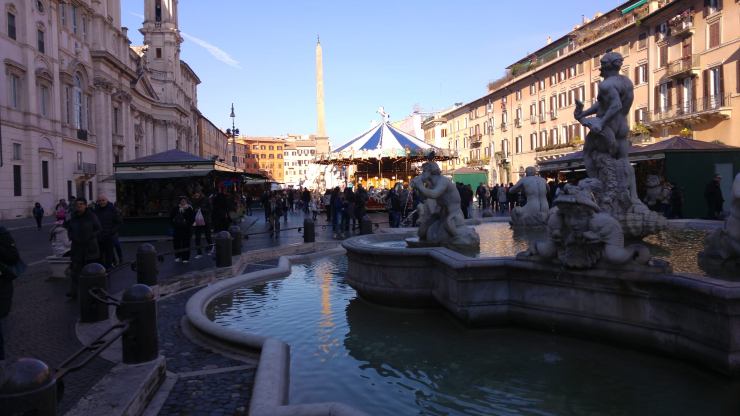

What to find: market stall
left=114, top=149, right=265, bottom=236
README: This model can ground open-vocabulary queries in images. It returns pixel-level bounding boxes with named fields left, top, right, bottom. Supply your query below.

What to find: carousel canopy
left=318, top=122, right=453, bottom=164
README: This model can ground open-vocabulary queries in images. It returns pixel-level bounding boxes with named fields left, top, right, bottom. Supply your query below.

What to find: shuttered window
left=708, top=21, right=720, bottom=49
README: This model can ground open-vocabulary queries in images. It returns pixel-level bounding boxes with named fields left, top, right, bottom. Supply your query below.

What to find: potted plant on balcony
left=679, top=127, right=693, bottom=138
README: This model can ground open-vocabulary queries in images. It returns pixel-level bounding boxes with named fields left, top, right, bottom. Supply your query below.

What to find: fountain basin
left=343, top=232, right=740, bottom=376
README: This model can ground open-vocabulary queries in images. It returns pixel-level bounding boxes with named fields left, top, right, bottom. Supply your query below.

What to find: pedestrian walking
left=191, top=191, right=213, bottom=258
left=32, top=202, right=45, bottom=230
left=92, top=195, right=122, bottom=270
left=64, top=198, right=101, bottom=299
left=171, top=197, right=195, bottom=263
left=704, top=174, right=724, bottom=220
left=0, top=226, right=22, bottom=361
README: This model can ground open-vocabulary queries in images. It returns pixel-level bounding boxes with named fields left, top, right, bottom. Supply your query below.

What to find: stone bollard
left=360, top=217, right=373, bottom=235
left=116, top=284, right=158, bottom=364
left=0, top=358, right=58, bottom=416
left=214, top=231, right=232, bottom=267
left=78, top=263, right=109, bottom=323
left=228, top=225, right=242, bottom=256
left=303, top=217, right=315, bottom=243
left=136, top=243, right=158, bottom=286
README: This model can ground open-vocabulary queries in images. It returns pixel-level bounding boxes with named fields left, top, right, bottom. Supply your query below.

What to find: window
left=549, top=75, right=557, bottom=86
left=36, top=0, right=45, bottom=13
left=705, top=66, right=724, bottom=107
left=12, top=143, right=21, bottom=160
left=515, top=90, right=522, bottom=101
left=561, top=125, right=568, bottom=143
left=268, top=145, right=274, bottom=150
left=515, top=136, right=522, bottom=154
left=156, top=48, right=162, bottom=58
left=13, top=165, right=21, bottom=196
left=60, top=4, right=65, bottom=26
left=559, top=92, right=566, bottom=108
left=253, top=144, right=259, bottom=149
left=9, top=74, right=21, bottom=109
left=635, top=64, right=648, bottom=85
left=113, top=107, right=120, bottom=134
left=42, top=160, right=49, bottom=189
left=591, top=81, right=600, bottom=100
left=538, top=79, right=545, bottom=90
left=656, top=22, right=668, bottom=41
left=260, top=145, right=266, bottom=150
left=634, top=107, right=647, bottom=124
left=73, top=74, right=84, bottom=129
left=37, top=29, right=44, bottom=53
left=40, top=85, right=49, bottom=116
left=277, top=154, right=282, bottom=159
left=706, top=0, right=721, bottom=15
left=155, top=0, right=162, bottom=22
left=658, top=82, right=671, bottom=113
left=530, top=83, right=536, bottom=95
left=638, top=32, right=647, bottom=49
left=550, top=96, right=557, bottom=117
left=708, top=21, right=720, bottom=49
left=277, top=146, right=282, bottom=150
left=67, top=180, right=72, bottom=198
left=7, top=12, right=16, bottom=40
left=529, top=103, right=537, bottom=121
left=530, top=133, right=537, bottom=150
left=592, top=55, right=600, bottom=68
left=269, top=154, right=274, bottom=159
left=551, top=128, right=558, bottom=145
left=72, top=5, right=78, bottom=34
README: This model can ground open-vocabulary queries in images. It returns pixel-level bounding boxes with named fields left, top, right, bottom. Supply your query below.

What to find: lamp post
left=225, top=103, right=240, bottom=169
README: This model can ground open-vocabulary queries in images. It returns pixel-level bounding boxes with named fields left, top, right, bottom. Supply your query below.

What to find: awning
left=622, top=0, right=647, bottom=14
left=114, top=170, right=212, bottom=180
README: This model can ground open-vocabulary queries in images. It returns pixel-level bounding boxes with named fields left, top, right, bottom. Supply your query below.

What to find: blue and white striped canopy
left=333, top=122, right=436, bottom=156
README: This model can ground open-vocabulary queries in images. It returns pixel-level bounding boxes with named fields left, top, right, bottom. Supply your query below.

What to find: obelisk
left=316, top=36, right=326, bottom=138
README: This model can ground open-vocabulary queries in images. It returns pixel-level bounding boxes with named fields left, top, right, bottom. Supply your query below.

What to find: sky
left=122, top=0, right=620, bottom=148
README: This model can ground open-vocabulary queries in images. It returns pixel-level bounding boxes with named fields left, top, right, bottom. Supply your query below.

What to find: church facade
left=0, top=0, right=199, bottom=219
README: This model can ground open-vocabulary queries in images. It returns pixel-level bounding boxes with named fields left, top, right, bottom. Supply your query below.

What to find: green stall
left=538, top=137, right=740, bottom=219
left=452, top=167, right=488, bottom=189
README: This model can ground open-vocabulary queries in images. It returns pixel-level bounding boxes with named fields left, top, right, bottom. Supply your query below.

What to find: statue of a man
left=509, top=166, right=549, bottom=226
left=574, top=51, right=639, bottom=203
left=410, top=160, right=465, bottom=241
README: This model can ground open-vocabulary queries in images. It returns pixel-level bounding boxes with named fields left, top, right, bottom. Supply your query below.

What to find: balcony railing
left=514, top=118, right=522, bottom=128
left=649, top=94, right=731, bottom=124
left=74, top=162, right=97, bottom=176
left=470, top=134, right=482, bottom=143
left=500, top=122, right=508, bottom=131
left=538, top=114, right=546, bottom=123
left=668, top=10, right=694, bottom=37
left=77, top=129, right=88, bottom=141
left=666, top=55, right=700, bottom=78
left=530, top=117, right=537, bottom=125
left=550, top=111, right=558, bottom=120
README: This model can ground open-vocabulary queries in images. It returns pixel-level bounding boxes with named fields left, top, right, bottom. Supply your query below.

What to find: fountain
left=342, top=52, right=740, bottom=376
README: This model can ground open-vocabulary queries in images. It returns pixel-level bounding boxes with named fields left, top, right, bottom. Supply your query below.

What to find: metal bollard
left=303, top=217, right=315, bottom=243
left=360, top=217, right=373, bottom=235
left=79, top=263, right=109, bottom=323
left=116, top=284, right=158, bottom=364
left=214, top=231, right=232, bottom=267
left=228, top=225, right=242, bottom=256
left=136, top=243, right=158, bottom=286
left=0, top=358, right=58, bottom=416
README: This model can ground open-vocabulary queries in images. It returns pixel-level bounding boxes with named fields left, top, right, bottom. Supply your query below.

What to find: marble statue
left=509, top=166, right=549, bottom=226
left=701, top=173, right=740, bottom=268
left=574, top=52, right=666, bottom=239
left=643, top=175, right=669, bottom=210
left=519, top=184, right=650, bottom=269
left=408, top=159, right=480, bottom=252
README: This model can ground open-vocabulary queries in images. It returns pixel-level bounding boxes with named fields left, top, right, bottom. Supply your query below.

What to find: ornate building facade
left=0, top=0, right=199, bottom=219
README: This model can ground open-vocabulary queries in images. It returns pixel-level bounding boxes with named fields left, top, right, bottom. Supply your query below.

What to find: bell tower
left=140, top=0, right=182, bottom=79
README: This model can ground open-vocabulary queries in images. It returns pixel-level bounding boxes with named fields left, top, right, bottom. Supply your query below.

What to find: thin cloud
left=129, top=12, right=145, bottom=19
left=181, top=32, right=242, bottom=69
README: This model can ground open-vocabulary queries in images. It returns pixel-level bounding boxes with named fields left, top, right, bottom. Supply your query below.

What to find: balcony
left=500, top=122, right=508, bottom=132
left=77, top=129, right=88, bottom=141
left=648, top=94, right=731, bottom=127
left=470, top=134, right=483, bottom=147
left=666, top=55, right=700, bottom=79
left=514, top=118, right=522, bottom=128
left=550, top=111, right=558, bottom=120
left=530, top=117, right=537, bottom=125
left=668, top=10, right=694, bottom=38
left=74, top=162, right=97, bottom=176
left=538, top=114, right=546, bottom=123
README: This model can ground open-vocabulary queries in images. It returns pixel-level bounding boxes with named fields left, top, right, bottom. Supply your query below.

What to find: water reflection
left=209, top=256, right=739, bottom=415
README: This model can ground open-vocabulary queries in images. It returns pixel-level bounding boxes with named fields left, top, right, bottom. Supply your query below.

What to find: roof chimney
left=546, top=36, right=552, bottom=44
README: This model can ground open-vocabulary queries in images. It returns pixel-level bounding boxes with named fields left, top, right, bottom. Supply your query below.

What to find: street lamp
left=225, top=103, right=240, bottom=169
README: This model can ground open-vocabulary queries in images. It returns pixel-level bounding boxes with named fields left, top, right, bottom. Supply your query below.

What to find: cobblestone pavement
left=157, top=287, right=256, bottom=416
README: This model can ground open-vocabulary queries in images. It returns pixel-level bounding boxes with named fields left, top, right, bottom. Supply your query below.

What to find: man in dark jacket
left=93, top=194, right=122, bottom=270
left=0, top=226, right=21, bottom=360
left=65, top=198, right=101, bottom=299
left=704, top=174, right=724, bottom=220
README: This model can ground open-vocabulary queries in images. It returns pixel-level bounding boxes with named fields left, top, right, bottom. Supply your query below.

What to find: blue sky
left=122, top=0, right=619, bottom=147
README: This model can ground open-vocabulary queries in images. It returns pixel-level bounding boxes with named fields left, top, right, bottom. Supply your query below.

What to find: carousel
left=316, top=119, right=455, bottom=190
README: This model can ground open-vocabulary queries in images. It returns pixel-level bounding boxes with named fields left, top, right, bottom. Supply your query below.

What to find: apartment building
left=0, top=0, right=201, bottom=219
left=239, top=137, right=286, bottom=182
left=284, top=138, right=320, bottom=188
left=198, top=115, right=229, bottom=163
left=427, top=0, right=738, bottom=184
